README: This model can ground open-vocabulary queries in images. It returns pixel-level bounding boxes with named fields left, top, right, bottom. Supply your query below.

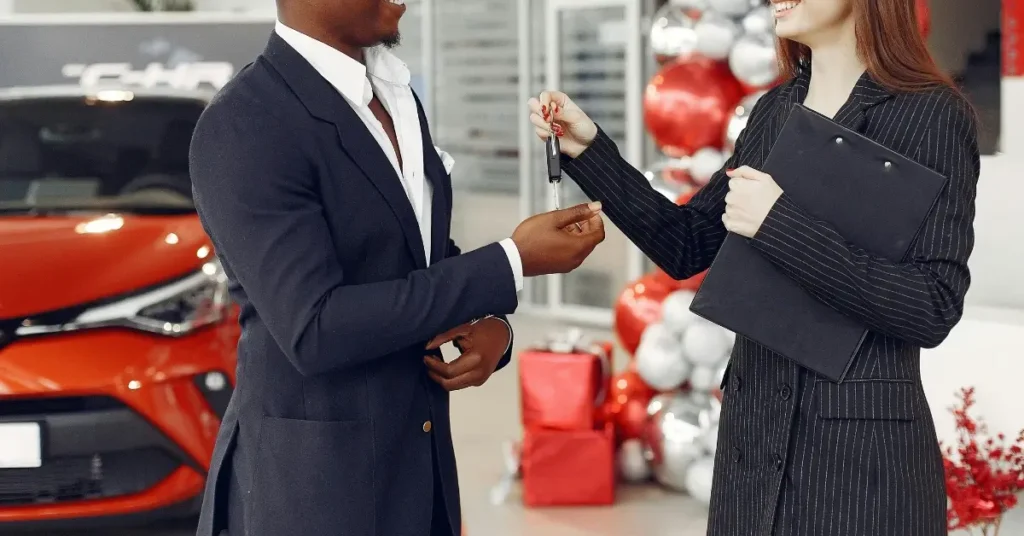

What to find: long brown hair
left=776, top=0, right=957, bottom=94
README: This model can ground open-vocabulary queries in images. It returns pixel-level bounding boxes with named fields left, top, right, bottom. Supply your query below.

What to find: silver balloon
left=681, top=318, right=732, bottom=367
left=724, top=90, right=766, bottom=153
left=696, top=393, right=722, bottom=427
left=635, top=323, right=691, bottom=391
left=701, top=423, right=720, bottom=454
left=643, top=392, right=706, bottom=492
left=729, top=32, right=780, bottom=88
left=707, top=0, right=759, bottom=17
left=689, top=147, right=725, bottom=186
left=691, top=392, right=721, bottom=453
left=714, top=359, right=730, bottom=390
left=647, top=391, right=681, bottom=417
left=683, top=456, right=715, bottom=505
left=639, top=321, right=674, bottom=345
left=650, top=5, right=700, bottom=59
left=668, top=0, right=709, bottom=10
left=742, top=5, right=775, bottom=36
left=617, top=438, right=653, bottom=483
left=660, top=290, right=698, bottom=334
left=694, top=11, right=740, bottom=61
left=688, top=365, right=718, bottom=392
left=643, top=158, right=692, bottom=201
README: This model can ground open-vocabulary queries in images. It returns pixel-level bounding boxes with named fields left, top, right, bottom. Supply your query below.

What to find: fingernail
left=726, top=168, right=734, bottom=172
left=542, top=105, right=547, bottom=113
left=588, top=201, right=602, bottom=211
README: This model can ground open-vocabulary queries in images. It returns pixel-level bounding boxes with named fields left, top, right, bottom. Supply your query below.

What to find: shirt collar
left=274, top=20, right=410, bottom=107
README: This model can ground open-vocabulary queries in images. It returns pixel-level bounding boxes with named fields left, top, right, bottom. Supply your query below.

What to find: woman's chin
left=774, top=22, right=809, bottom=43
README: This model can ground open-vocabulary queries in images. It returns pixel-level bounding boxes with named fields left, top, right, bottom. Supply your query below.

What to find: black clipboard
left=689, top=104, right=947, bottom=382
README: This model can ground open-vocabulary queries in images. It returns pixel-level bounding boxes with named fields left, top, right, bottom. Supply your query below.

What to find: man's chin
left=381, top=32, right=401, bottom=49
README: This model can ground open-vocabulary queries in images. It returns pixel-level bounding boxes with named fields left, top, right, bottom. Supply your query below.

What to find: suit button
left=779, top=384, right=792, bottom=400
left=732, top=376, right=741, bottom=392
left=774, top=454, right=784, bottom=471
left=732, top=447, right=742, bottom=464
left=422, top=420, right=432, bottom=433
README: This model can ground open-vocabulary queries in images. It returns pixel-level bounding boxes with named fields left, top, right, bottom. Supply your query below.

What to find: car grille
left=0, top=395, right=197, bottom=507
left=0, top=448, right=180, bottom=506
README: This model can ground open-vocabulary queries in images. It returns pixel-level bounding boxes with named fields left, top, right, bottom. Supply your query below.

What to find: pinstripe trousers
left=560, top=69, right=979, bottom=536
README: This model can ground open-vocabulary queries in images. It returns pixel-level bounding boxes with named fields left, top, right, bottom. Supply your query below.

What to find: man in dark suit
left=188, top=0, right=605, bottom=535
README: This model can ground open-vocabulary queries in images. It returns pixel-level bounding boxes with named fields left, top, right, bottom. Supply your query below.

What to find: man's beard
left=381, top=32, right=401, bottom=49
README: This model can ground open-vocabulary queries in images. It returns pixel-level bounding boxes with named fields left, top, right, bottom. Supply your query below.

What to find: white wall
left=923, top=306, right=1024, bottom=447
left=967, top=79, right=1024, bottom=310
left=4, top=0, right=274, bottom=13
left=192, top=0, right=274, bottom=12
left=9, top=0, right=134, bottom=12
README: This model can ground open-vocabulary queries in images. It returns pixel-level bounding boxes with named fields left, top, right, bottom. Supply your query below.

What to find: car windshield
left=0, top=94, right=204, bottom=215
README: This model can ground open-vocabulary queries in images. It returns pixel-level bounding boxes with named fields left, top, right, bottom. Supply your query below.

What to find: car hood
left=0, top=213, right=212, bottom=319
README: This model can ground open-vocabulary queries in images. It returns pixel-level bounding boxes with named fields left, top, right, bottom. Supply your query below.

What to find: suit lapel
left=331, top=113, right=428, bottom=270
left=410, top=91, right=451, bottom=265
left=833, top=72, right=893, bottom=133
left=262, top=32, right=428, bottom=270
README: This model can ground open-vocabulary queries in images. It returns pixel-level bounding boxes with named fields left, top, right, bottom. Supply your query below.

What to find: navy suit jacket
left=190, top=33, right=519, bottom=536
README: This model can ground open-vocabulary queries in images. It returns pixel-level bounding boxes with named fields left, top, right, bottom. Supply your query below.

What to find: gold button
left=422, top=420, right=432, bottom=433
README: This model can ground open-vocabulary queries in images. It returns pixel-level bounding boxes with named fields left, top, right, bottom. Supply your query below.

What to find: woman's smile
left=773, top=0, right=800, bottom=18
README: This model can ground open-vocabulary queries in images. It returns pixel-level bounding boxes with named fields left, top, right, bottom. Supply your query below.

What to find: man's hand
left=512, top=202, right=605, bottom=277
left=423, top=317, right=511, bottom=391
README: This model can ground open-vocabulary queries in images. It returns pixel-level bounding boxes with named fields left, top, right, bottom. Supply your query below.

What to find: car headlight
left=17, top=260, right=230, bottom=337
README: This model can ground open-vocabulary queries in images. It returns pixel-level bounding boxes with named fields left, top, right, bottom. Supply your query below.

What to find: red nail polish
left=542, top=105, right=547, bottom=113
left=726, top=168, right=735, bottom=172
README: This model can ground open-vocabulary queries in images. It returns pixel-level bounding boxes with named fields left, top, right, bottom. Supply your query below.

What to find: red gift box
left=521, top=424, right=616, bottom=507
left=519, top=339, right=612, bottom=431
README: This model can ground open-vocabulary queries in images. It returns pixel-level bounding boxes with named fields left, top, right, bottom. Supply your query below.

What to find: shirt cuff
left=498, top=238, right=524, bottom=293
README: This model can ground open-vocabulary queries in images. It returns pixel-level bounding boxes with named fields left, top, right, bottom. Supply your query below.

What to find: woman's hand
left=722, top=166, right=784, bottom=238
left=527, top=91, right=598, bottom=158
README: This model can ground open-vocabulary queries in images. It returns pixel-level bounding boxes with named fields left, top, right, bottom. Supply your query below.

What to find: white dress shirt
left=275, top=22, right=522, bottom=344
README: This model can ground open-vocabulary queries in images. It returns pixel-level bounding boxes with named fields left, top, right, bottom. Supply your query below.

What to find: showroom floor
left=31, top=314, right=1023, bottom=536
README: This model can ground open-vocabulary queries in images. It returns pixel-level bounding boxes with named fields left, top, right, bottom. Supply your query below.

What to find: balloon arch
left=607, top=0, right=932, bottom=500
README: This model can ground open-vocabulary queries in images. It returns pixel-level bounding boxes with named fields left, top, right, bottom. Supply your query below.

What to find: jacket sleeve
left=748, top=96, right=979, bottom=348
left=189, top=103, right=519, bottom=377
left=559, top=91, right=776, bottom=280
left=446, top=239, right=516, bottom=372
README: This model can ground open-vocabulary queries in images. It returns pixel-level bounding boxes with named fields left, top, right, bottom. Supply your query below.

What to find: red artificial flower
left=940, top=387, right=1024, bottom=533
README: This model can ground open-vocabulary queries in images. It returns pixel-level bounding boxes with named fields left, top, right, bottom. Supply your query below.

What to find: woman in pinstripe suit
left=527, top=0, right=979, bottom=534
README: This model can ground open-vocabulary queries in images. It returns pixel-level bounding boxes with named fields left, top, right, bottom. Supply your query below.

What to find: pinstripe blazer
left=561, top=69, right=979, bottom=536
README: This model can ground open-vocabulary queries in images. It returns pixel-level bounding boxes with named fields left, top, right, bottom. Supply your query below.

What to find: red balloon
left=663, top=166, right=693, bottom=188
left=678, top=271, right=706, bottom=292
left=609, top=369, right=655, bottom=406
left=644, top=58, right=744, bottom=155
left=676, top=190, right=696, bottom=205
left=916, top=0, right=931, bottom=38
left=613, top=274, right=673, bottom=355
left=604, top=370, right=655, bottom=441
left=650, top=267, right=681, bottom=290
left=652, top=266, right=705, bottom=293
left=614, top=398, right=652, bottom=442
left=740, top=74, right=785, bottom=96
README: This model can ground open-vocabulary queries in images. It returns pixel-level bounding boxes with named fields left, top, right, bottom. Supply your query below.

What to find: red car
left=0, top=85, right=238, bottom=528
